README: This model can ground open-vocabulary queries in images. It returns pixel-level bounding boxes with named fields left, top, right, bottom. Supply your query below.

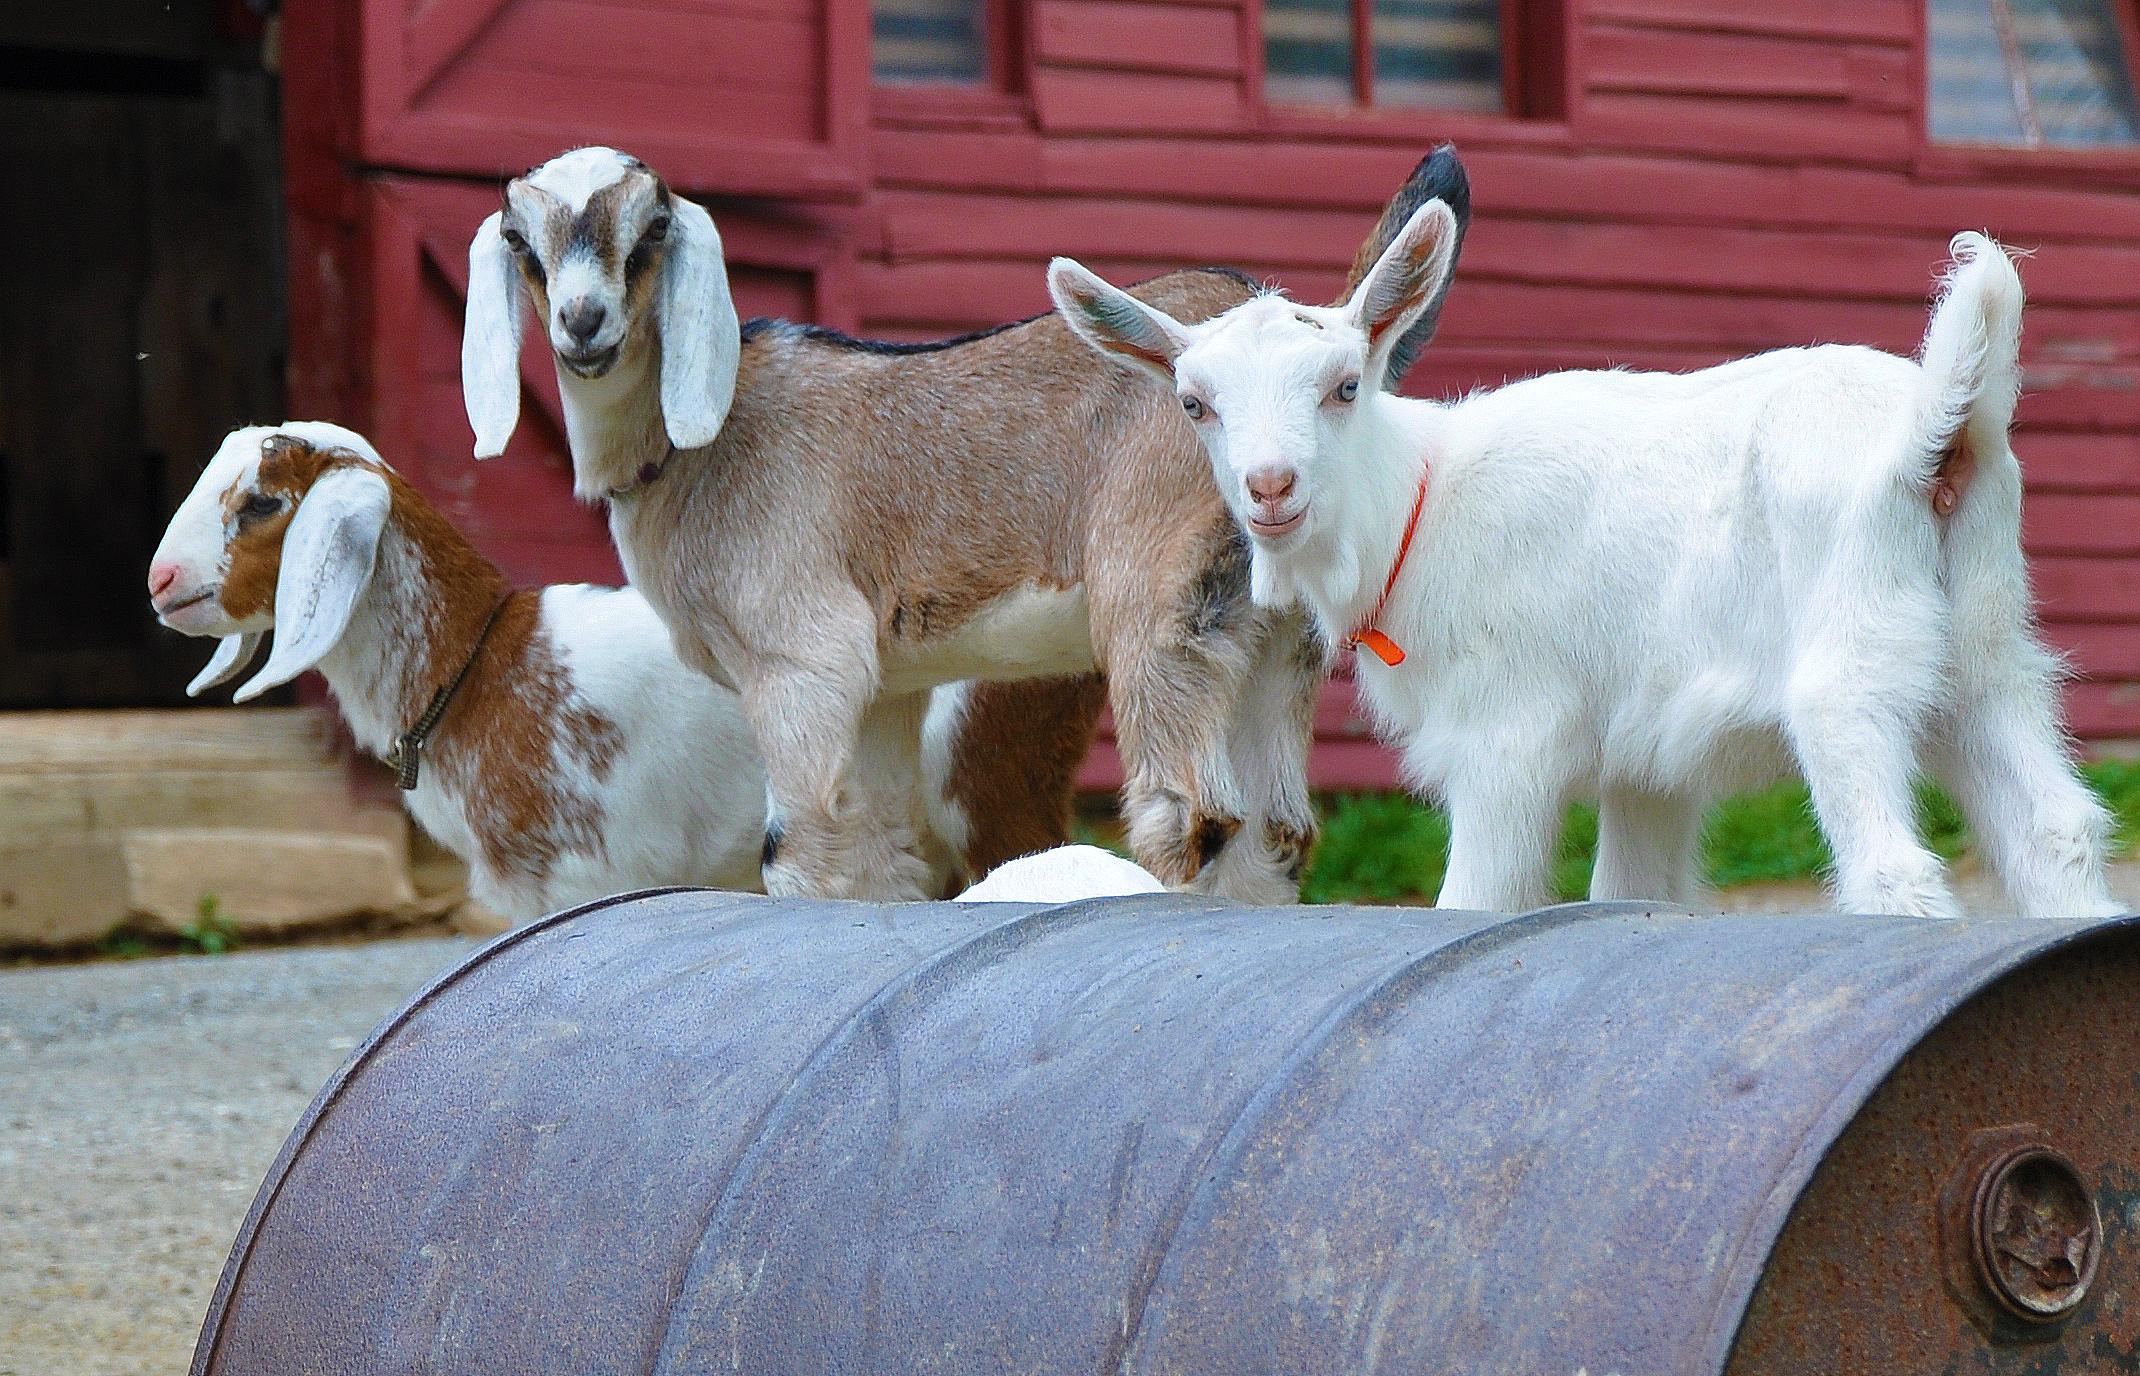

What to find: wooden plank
left=358, top=0, right=869, bottom=200
left=2025, top=497, right=2140, bottom=557
left=1578, top=92, right=1914, bottom=168
left=2062, top=680, right=2140, bottom=738
left=1585, top=25, right=1911, bottom=109
left=2034, top=557, right=2140, bottom=622
left=0, top=709, right=340, bottom=774
left=1034, top=0, right=1242, bottom=76
left=2046, top=624, right=2140, bottom=679
left=1032, top=68, right=1246, bottom=133
left=446, top=0, right=822, bottom=91
left=871, top=191, right=2140, bottom=309
left=1014, top=136, right=2140, bottom=245
left=5, top=771, right=406, bottom=844
left=417, top=61, right=826, bottom=145
left=876, top=126, right=1045, bottom=191
left=2017, top=433, right=2140, bottom=493
left=1583, top=0, right=1915, bottom=44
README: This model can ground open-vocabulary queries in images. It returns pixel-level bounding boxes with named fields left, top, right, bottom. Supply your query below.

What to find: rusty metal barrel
left=192, top=894, right=2140, bottom=1375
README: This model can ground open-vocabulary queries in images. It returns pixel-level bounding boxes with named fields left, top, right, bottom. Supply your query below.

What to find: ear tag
left=1355, top=628, right=1406, bottom=667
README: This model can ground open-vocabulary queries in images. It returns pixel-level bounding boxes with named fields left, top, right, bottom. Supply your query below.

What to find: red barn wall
left=284, top=0, right=2140, bottom=791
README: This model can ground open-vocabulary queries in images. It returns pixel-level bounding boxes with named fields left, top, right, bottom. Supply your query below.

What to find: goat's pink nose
left=1247, top=468, right=1298, bottom=507
left=148, top=562, right=180, bottom=599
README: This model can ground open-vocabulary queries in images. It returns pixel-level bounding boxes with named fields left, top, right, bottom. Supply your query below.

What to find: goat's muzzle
left=559, top=342, right=621, bottom=379
left=152, top=582, right=222, bottom=628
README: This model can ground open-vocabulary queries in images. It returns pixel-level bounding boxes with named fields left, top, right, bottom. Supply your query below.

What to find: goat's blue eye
left=1333, top=377, right=1360, bottom=404
left=1181, top=395, right=1207, bottom=421
left=237, top=493, right=283, bottom=524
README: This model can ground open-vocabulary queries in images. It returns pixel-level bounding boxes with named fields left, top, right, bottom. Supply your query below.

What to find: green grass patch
left=1302, top=766, right=2135, bottom=906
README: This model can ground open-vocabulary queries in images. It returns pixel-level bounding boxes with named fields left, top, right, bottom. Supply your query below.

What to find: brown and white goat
left=461, top=145, right=1467, bottom=901
left=146, top=423, right=1044, bottom=919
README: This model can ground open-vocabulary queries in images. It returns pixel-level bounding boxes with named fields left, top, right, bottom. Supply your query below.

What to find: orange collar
left=1342, top=467, right=1429, bottom=668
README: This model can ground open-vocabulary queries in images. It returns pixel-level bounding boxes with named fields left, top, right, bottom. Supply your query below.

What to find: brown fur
left=502, top=149, right=1467, bottom=899
left=216, top=435, right=336, bottom=620
left=604, top=267, right=1316, bottom=894
left=948, top=674, right=1111, bottom=875
left=218, top=436, right=624, bottom=890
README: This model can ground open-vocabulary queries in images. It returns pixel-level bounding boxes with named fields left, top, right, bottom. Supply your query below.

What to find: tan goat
left=462, top=146, right=1468, bottom=901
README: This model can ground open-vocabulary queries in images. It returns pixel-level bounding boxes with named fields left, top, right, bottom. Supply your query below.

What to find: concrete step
left=0, top=708, right=420, bottom=952
left=121, top=827, right=429, bottom=937
left=0, top=708, right=340, bottom=774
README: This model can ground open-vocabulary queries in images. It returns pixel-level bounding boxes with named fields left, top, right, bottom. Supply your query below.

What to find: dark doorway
left=0, top=1, right=285, bottom=707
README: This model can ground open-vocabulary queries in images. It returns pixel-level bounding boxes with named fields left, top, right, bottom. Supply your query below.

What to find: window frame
left=1247, top=0, right=1571, bottom=138
left=869, top=0, right=1032, bottom=126
left=1915, top=0, right=2140, bottom=185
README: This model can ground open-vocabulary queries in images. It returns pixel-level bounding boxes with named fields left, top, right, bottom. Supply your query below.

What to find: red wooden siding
left=354, top=0, right=873, bottom=199
left=285, top=0, right=2140, bottom=795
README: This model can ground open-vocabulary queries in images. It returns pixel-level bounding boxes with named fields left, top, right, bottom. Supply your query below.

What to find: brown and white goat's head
left=1049, top=200, right=1458, bottom=557
left=148, top=423, right=394, bottom=702
left=463, top=145, right=739, bottom=459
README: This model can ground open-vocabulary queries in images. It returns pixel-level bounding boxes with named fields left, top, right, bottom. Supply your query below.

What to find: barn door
left=357, top=0, right=872, bottom=199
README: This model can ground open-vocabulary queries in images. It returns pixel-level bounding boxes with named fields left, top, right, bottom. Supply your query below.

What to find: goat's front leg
left=1200, top=613, right=1322, bottom=904
left=1590, top=786, right=1701, bottom=905
left=1434, top=761, right=1566, bottom=915
left=740, top=641, right=934, bottom=902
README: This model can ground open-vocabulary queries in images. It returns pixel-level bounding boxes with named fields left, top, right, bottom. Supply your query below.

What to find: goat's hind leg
left=1931, top=648, right=2119, bottom=920
left=1785, top=637, right=1962, bottom=919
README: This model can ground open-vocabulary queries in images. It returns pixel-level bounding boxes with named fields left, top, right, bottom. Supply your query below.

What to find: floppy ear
left=234, top=467, right=392, bottom=703
left=463, top=210, right=526, bottom=460
left=1348, top=200, right=1460, bottom=387
left=188, top=632, right=264, bottom=697
left=1047, top=257, right=1193, bottom=385
left=657, top=196, right=741, bottom=451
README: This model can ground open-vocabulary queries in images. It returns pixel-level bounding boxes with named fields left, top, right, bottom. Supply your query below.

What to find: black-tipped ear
left=1344, top=144, right=1471, bottom=389
left=1350, top=201, right=1460, bottom=386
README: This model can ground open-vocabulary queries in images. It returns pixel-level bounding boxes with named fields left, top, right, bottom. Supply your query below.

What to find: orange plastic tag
left=1355, top=628, right=1405, bottom=667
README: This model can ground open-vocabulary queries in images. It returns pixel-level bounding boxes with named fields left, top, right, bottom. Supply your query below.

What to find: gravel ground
left=0, top=938, right=474, bottom=1376
left=8, top=865, right=2140, bottom=1376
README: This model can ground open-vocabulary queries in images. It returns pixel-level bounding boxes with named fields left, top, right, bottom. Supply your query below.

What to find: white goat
left=150, top=422, right=763, bottom=920
left=955, top=844, right=1167, bottom=902
left=1052, top=214, right=2121, bottom=920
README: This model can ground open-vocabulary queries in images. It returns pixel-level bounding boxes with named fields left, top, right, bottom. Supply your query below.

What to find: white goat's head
left=462, top=145, right=740, bottom=458
left=147, top=423, right=394, bottom=702
left=1049, top=200, right=1458, bottom=555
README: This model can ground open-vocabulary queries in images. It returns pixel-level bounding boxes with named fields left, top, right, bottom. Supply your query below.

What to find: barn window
left=1262, top=0, right=1559, bottom=114
left=1928, top=0, right=2140, bottom=146
left=873, top=0, right=988, bottom=84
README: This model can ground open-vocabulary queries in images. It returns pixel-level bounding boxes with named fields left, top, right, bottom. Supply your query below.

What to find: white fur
left=657, top=197, right=740, bottom=449
left=1056, top=225, right=2121, bottom=921
left=151, top=423, right=766, bottom=919
left=526, top=145, right=636, bottom=211
left=880, top=583, right=1095, bottom=693
left=919, top=682, right=976, bottom=860
left=956, top=844, right=1166, bottom=902
left=233, top=467, right=392, bottom=702
left=464, top=211, right=525, bottom=460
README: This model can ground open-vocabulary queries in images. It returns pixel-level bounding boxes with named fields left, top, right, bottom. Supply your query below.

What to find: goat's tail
left=1909, top=231, right=2024, bottom=479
